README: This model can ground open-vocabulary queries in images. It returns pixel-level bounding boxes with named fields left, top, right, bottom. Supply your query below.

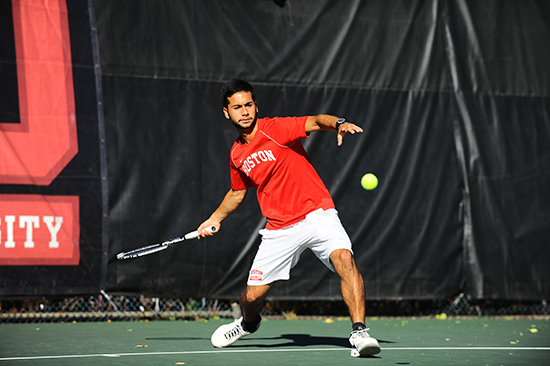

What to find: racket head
left=117, top=243, right=169, bottom=260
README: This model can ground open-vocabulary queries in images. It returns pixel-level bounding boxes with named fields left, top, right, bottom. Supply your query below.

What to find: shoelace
left=352, top=328, right=371, bottom=339
left=224, top=324, right=245, bottom=340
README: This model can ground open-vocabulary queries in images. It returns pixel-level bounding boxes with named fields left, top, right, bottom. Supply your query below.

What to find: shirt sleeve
left=263, top=116, right=309, bottom=145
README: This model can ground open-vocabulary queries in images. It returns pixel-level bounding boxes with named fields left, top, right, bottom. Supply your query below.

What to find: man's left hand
left=337, top=122, right=363, bottom=146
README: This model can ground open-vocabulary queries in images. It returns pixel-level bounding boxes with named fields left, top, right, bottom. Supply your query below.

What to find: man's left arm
left=305, top=114, right=363, bottom=146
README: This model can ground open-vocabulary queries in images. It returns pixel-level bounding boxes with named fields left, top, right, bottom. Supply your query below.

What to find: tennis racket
left=116, top=226, right=216, bottom=260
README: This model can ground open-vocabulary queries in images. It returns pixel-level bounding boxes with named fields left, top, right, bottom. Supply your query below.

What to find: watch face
left=337, top=118, right=345, bottom=125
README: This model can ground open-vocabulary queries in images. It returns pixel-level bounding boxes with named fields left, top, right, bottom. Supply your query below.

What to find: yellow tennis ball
left=361, top=173, right=378, bottom=190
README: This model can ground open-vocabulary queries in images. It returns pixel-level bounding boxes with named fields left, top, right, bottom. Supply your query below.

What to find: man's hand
left=305, top=115, right=364, bottom=146
left=197, top=221, right=220, bottom=239
left=337, top=122, right=363, bottom=146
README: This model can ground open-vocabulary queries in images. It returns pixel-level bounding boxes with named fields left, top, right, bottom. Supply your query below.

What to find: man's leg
left=211, top=283, right=272, bottom=348
left=241, top=283, right=273, bottom=322
left=330, top=249, right=365, bottom=323
left=330, top=248, right=380, bottom=357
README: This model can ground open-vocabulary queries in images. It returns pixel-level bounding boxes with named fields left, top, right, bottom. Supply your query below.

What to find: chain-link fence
left=0, top=293, right=238, bottom=323
left=1, top=292, right=548, bottom=323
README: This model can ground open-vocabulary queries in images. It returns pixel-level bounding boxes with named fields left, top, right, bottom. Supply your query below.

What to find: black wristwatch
left=336, top=118, right=346, bottom=129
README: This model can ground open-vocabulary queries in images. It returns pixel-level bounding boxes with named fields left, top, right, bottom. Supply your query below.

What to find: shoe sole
left=351, top=341, right=381, bottom=357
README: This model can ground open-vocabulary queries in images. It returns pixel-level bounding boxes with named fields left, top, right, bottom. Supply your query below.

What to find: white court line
left=1, top=347, right=549, bottom=362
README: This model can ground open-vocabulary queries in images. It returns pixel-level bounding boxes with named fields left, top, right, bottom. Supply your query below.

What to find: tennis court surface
left=1, top=317, right=548, bottom=365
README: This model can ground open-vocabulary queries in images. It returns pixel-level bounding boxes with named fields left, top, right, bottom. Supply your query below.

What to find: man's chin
left=235, top=120, right=256, bottom=131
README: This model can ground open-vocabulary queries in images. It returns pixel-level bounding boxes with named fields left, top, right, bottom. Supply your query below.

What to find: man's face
left=223, top=91, right=258, bottom=131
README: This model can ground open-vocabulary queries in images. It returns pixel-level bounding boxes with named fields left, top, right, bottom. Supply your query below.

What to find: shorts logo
left=249, top=269, right=263, bottom=281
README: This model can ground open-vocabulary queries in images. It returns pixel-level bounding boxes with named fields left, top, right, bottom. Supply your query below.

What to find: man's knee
left=331, top=249, right=363, bottom=280
left=241, top=285, right=271, bottom=306
left=331, top=249, right=355, bottom=267
left=241, top=289, right=261, bottom=306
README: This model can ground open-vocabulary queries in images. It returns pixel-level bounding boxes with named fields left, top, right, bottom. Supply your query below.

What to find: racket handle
left=185, top=225, right=217, bottom=240
left=205, top=225, right=217, bottom=234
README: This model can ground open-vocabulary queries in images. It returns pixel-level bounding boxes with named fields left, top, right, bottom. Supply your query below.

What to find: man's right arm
left=197, top=188, right=248, bottom=238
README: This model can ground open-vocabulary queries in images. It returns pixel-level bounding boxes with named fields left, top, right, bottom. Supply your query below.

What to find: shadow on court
left=267, top=333, right=394, bottom=347
left=146, top=333, right=395, bottom=348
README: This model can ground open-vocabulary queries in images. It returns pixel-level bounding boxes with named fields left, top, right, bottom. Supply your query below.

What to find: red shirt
left=230, top=116, right=335, bottom=230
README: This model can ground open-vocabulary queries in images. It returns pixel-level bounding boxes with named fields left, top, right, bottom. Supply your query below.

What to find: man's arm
left=197, top=188, right=248, bottom=238
left=305, top=114, right=363, bottom=146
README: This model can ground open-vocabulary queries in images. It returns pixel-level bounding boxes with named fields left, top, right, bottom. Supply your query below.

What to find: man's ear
left=223, top=107, right=229, bottom=119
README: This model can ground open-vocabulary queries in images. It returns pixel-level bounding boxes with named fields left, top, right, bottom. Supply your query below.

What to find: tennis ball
left=361, top=173, right=378, bottom=190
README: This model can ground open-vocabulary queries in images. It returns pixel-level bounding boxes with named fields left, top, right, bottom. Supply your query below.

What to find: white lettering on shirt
left=242, top=149, right=276, bottom=176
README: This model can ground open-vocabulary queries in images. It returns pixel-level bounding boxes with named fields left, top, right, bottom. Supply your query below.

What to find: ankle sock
left=352, top=322, right=366, bottom=331
left=242, top=315, right=261, bottom=333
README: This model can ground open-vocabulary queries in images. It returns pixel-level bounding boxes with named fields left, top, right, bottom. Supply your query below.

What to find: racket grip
left=206, top=225, right=217, bottom=234
left=185, top=225, right=217, bottom=240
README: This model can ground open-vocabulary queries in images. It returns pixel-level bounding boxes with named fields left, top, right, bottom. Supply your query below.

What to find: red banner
left=0, top=1, right=81, bottom=266
left=0, top=0, right=78, bottom=186
left=0, top=194, right=80, bottom=265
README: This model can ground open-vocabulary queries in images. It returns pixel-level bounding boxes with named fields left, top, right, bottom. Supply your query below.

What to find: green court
left=1, top=317, right=548, bottom=365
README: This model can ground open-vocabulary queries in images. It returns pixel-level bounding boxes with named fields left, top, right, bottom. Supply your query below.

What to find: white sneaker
left=211, top=317, right=256, bottom=348
left=349, top=328, right=381, bottom=357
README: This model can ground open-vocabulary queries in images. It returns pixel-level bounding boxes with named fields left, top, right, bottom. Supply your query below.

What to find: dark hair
left=220, top=79, right=256, bottom=108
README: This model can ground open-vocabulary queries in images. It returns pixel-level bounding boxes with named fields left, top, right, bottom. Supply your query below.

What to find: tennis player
left=197, top=79, right=380, bottom=357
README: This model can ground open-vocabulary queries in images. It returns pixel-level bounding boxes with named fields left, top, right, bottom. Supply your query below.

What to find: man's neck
left=238, top=120, right=258, bottom=144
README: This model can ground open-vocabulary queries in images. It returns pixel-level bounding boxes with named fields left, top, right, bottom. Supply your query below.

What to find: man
left=197, top=79, right=380, bottom=357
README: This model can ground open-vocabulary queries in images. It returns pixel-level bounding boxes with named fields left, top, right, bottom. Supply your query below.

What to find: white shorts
left=247, top=208, right=353, bottom=286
